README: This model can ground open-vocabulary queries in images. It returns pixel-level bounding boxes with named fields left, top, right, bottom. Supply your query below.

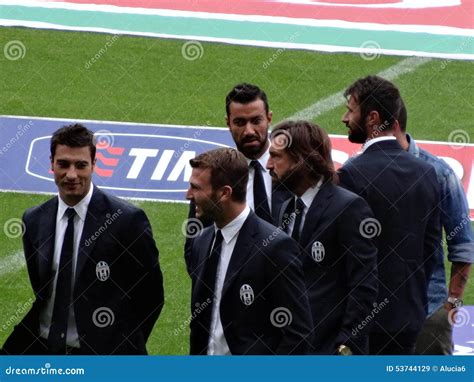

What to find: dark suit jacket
left=185, top=181, right=291, bottom=272
left=2, top=187, right=164, bottom=355
left=187, top=211, right=312, bottom=355
left=278, top=181, right=378, bottom=354
left=338, top=140, right=441, bottom=336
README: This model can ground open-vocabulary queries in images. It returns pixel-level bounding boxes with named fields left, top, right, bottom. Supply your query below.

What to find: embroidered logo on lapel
left=240, top=284, right=254, bottom=306
left=311, top=241, right=325, bottom=263
left=96, top=261, right=110, bottom=281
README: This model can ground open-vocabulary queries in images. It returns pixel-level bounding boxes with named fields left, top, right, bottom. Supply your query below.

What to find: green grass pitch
left=0, top=27, right=473, bottom=354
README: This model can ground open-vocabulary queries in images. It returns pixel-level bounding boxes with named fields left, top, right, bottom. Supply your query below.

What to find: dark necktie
left=291, top=198, right=305, bottom=242
left=250, top=160, right=272, bottom=223
left=48, top=207, right=76, bottom=354
left=201, top=230, right=223, bottom=340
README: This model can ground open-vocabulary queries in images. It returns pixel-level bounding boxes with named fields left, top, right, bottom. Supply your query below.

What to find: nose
left=266, top=156, right=273, bottom=171
left=65, top=166, right=78, bottom=179
left=243, top=121, right=256, bottom=136
left=185, top=187, right=193, bottom=201
left=341, top=111, right=349, bottom=124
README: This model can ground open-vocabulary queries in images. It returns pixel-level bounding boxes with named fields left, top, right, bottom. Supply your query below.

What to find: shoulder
left=23, top=196, right=57, bottom=221
left=95, top=188, right=144, bottom=217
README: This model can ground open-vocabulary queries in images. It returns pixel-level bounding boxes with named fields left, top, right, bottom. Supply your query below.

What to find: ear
left=50, top=155, right=54, bottom=171
left=267, top=110, right=273, bottom=124
left=219, top=185, right=233, bottom=202
left=226, top=115, right=230, bottom=129
left=366, top=111, right=380, bottom=135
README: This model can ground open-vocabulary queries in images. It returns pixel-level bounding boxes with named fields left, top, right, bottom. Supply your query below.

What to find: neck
left=293, top=178, right=317, bottom=198
left=397, top=133, right=409, bottom=151
left=215, top=202, right=246, bottom=228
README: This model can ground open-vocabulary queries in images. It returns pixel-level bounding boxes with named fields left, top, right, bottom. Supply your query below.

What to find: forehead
left=347, top=95, right=360, bottom=109
left=54, top=144, right=92, bottom=162
left=228, top=99, right=266, bottom=118
left=190, top=167, right=212, bottom=185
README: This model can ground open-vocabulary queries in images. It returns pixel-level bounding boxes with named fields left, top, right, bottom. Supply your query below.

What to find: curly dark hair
left=344, top=75, right=401, bottom=130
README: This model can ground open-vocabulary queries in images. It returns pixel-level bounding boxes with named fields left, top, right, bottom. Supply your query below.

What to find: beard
left=347, top=116, right=368, bottom=144
left=235, top=135, right=268, bottom=159
left=270, top=164, right=304, bottom=194
left=197, top=191, right=224, bottom=222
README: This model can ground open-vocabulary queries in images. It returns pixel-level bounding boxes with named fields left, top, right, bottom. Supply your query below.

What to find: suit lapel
left=37, top=198, right=59, bottom=291
left=75, top=187, right=107, bottom=282
left=271, top=184, right=292, bottom=223
left=221, top=213, right=257, bottom=298
left=299, top=181, right=335, bottom=247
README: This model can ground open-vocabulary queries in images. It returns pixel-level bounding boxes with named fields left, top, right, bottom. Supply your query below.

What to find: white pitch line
left=0, top=251, right=25, bottom=278
left=288, top=56, right=432, bottom=121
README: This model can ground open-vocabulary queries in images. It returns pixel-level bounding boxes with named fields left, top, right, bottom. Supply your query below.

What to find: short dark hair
left=189, top=148, right=248, bottom=202
left=397, top=99, right=407, bottom=132
left=344, top=75, right=401, bottom=130
left=225, top=83, right=269, bottom=116
left=50, top=123, right=96, bottom=161
left=271, top=120, right=336, bottom=183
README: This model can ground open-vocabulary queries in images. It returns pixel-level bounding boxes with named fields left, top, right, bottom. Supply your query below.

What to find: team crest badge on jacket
left=96, top=261, right=110, bottom=281
left=311, top=241, right=325, bottom=263
left=240, top=284, right=254, bottom=306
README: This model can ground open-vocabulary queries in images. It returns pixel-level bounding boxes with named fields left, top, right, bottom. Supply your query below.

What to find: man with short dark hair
left=267, top=120, right=378, bottom=355
left=2, top=124, right=164, bottom=355
left=338, top=76, right=441, bottom=354
left=186, top=147, right=312, bottom=355
left=393, top=101, right=474, bottom=355
left=185, top=83, right=291, bottom=271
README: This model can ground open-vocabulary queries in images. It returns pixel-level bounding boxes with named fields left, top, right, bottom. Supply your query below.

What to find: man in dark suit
left=267, top=120, right=378, bottom=355
left=2, top=124, right=164, bottom=355
left=186, top=148, right=312, bottom=355
left=185, top=84, right=291, bottom=261
left=338, top=76, right=441, bottom=354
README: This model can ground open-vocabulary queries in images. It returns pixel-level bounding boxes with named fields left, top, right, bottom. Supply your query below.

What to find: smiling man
left=186, top=147, right=312, bottom=355
left=2, top=124, right=164, bottom=355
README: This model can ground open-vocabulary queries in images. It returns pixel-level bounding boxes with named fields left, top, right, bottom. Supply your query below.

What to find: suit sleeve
left=334, top=197, right=379, bottom=354
left=266, top=236, right=313, bottom=354
left=423, top=169, right=442, bottom=282
left=127, top=209, right=164, bottom=342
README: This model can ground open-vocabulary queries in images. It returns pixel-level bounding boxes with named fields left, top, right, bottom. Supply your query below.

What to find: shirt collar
left=214, top=205, right=251, bottom=244
left=57, top=184, right=94, bottom=222
left=405, top=133, right=420, bottom=158
left=298, top=178, right=323, bottom=210
left=362, top=136, right=396, bottom=153
left=246, top=145, right=270, bottom=173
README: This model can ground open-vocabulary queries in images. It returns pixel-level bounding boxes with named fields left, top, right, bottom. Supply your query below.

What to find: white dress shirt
left=288, top=179, right=323, bottom=237
left=246, top=147, right=272, bottom=212
left=207, top=206, right=251, bottom=355
left=39, top=185, right=94, bottom=348
left=362, top=136, right=396, bottom=153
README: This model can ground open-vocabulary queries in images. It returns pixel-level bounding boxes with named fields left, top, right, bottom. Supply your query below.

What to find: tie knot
left=65, top=208, right=76, bottom=220
left=214, top=229, right=223, bottom=243
left=295, top=198, right=305, bottom=213
left=250, top=160, right=261, bottom=170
